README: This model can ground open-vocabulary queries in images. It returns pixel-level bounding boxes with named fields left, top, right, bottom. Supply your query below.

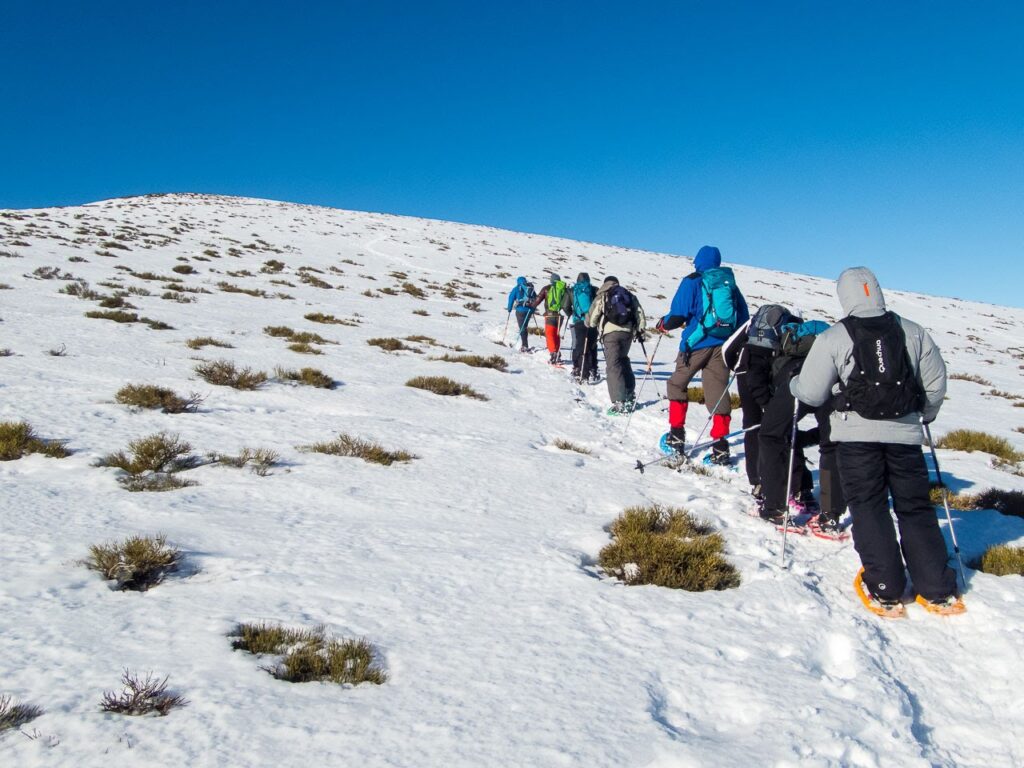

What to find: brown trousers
left=666, top=346, right=732, bottom=415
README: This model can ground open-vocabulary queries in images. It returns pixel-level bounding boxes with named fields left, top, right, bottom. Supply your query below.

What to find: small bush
left=162, top=291, right=195, bottom=303
left=261, top=259, right=285, bottom=273
left=120, top=474, right=197, bottom=492
left=86, top=534, right=181, bottom=590
left=553, top=438, right=591, bottom=455
left=264, top=325, right=296, bottom=338
left=598, top=505, right=740, bottom=591
left=97, top=432, right=198, bottom=476
left=99, top=296, right=131, bottom=308
left=231, top=623, right=387, bottom=686
left=60, top=280, right=104, bottom=300
left=976, top=544, right=1024, bottom=576
left=929, top=485, right=982, bottom=510
left=0, top=349, right=12, bottom=357
left=936, top=429, right=1024, bottom=462
left=86, top=309, right=138, bottom=324
left=301, top=434, right=417, bottom=466
left=101, top=670, right=187, bottom=716
left=687, top=386, right=742, bottom=409
left=218, top=281, right=267, bottom=297
left=405, top=376, right=487, bottom=400
left=304, top=312, right=358, bottom=326
left=527, top=326, right=544, bottom=336
left=186, top=336, right=233, bottom=350
left=463, top=301, right=482, bottom=312
left=0, top=421, right=69, bottom=460
left=432, top=353, right=507, bottom=372
left=949, top=373, right=991, bottom=385
left=171, top=264, right=195, bottom=275
left=988, top=389, right=1023, bottom=401
left=412, top=309, right=429, bottom=316
left=275, top=366, right=335, bottom=389
left=974, top=488, right=1024, bottom=518
left=116, top=384, right=202, bottom=414
left=401, top=282, right=426, bottom=299
left=0, top=695, right=43, bottom=731
left=195, top=360, right=268, bottom=390
left=288, top=342, right=322, bottom=355
left=214, top=447, right=280, bottom=476
left=367, top=337, right=415, bottom=352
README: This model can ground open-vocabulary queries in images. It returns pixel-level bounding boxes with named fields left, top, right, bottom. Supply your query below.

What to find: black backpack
left=834, top=312, right=924, bottom=420
left=747, top=304, right=798, bottom=352
left=604, top=285, right=636, bottom=327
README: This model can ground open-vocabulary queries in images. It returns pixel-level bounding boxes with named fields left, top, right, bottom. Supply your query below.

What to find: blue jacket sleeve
left=506, top=287, right=517, bottom=312
left=661, top=274, right=700, bottom=331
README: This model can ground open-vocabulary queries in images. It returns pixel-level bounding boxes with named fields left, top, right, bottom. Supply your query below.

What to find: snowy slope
left=1, top=193, right=1023, bottom=768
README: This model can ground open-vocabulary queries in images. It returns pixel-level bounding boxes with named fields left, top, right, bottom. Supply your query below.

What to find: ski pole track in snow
left=1, top=193, right=1022, bottom=767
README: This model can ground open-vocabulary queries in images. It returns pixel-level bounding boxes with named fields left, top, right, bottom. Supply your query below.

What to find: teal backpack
left=572, top=282, right=594, bottom=323
left=687, top=266, right=740, bottom=348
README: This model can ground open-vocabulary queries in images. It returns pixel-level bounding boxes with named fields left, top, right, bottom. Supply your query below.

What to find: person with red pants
left=656, top=246, right=749, bottom=464
left=531, top=274, right=571, bottom=365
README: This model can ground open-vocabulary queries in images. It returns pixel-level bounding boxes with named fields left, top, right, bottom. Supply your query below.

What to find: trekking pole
left=621, top=334, right=663, bottom=441
left=634, top=424, right=760, bottom=474
left=922, top=420, right=968, bottom=590
left=502, top=311, right=511, bottom=344
left=781, top=397, right=801, bottom=566
left=689, top=371, right=738, bottom=454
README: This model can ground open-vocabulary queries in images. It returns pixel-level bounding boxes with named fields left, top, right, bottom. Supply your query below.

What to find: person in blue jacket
left=506, top=276, right=536, bottom=351
left=655, top=245, right=749, bottom=464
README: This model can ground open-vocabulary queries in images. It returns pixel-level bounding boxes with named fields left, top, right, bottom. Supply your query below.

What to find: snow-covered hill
left=2, top=193, right=1022, bottom=767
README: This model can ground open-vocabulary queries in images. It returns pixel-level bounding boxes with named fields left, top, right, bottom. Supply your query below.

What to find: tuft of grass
left=432, top=353, right=507, bottom=371
left=264, top=325, right=296, bottom=338
left=405, top=375, right=487, bottom=400
left=401, top=282, right=426, bottom=299
left=260, top=259, right=285, bottom=273
left=463, top=301, right=483, bottom=312
left=975, top=488, right=1024, bottom=518
left=412, top=309, right=429, bottom=316
left=936, top=429, right=1024, bottom=463
left=949, top=373, right=992, bottom=385
left=99, top=295, right=131, bottom=308
left=687, top=386, right=742, bottom=409
left=552, top=438, right=591, bottom=455
left=218, top=281, right=267, bottom=298
left=171, top=264, right=195, bottom=274
left=988, top=389, right=1023, bottom=401
left=598, top=505, right=739, bottom=591
left=976, top=544, right=1024, bottom=576
left=116, top=384, right=202, bottom=414
left=86, top=309, right=139, bottom=323
left=195, top=360, right=268, bottom=390
left=101, top=670, right=187, bottom=716
left=0, top=695, right=44, bottom=731
left=288, top=342, right=322, bottom=355
left=0, top=421, right=69, bottom=460
left=304, top=312, right=359, bottom=326
left=0, top=348, right=12, bottom=357
left=97, top=432, right=198, bottom=477
left=186, top=336, right=233, bottom=350
left=301, top=434, right=417, bottom=466
left=60, top=280, right=104, bottom=300
left=213, top=447, right=280, bottom=476
left=86, top=534, right=181, bottom=590
left=367, top=337, right=416, bottom=352
left=527, top=326, right=544, bottom=336
left=275, top=366, right=335, bottom=389
left=231, top=623, right=387, bottom=686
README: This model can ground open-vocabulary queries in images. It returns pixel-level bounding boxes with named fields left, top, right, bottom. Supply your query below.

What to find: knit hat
left=602, top=275, right=619, bottom=285
left=549, top=273, right=560, bottom=284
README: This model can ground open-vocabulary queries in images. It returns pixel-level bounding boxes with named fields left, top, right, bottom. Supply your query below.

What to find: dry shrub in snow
left=231, top=623, right=387, bottom=686
left=688, top=386, right=741, bottom=409
left=287, top=342, right=322, bottom=355
left=86, top=534, right=181, bottom=591
left=274, top=366, right=335, bottom=389
left=101, top=670, right=187, bottom=716
left=599, top=505, right=740, bottom=591
left=937, top=429, right=1023, bottom=462
left=0, top=421, right=69, bottom=461
left=195, top=360, right=268, bottom=389
left=115, top=384, right=203, bottom=413
left=0, top=695, right=43, bottom=731
left=432, top=353, right=507, bottom=371
left=401, top=282, right=426, bottom=298
left=552, top=438, right=591, bottom=455
left=304, top=312, right=359, bottom=326
left=977, top=544, right=1024, bottom=576
left=98, top=432, right=197, bottom=475
left=405, top=375, right=487, bottom=400
left=214, top=447, right=280, bottom=476
left=367, top=337, right=416, bottom=352
left=171, top=264, right=195, bottom=275
left=948, top=373, right=991, bottom=385
left=186, top=336, right=233, bottom=350
left=301, top=434, right=417, bottom=466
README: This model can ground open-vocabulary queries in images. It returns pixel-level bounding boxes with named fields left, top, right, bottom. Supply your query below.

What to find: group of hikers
left=505, top=246, right=963, bottom=617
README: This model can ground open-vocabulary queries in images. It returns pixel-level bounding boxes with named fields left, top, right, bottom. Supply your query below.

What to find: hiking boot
left=707, top=446, right=731, bottom=466
left=587, top=371, right=601, bottom=385
left=664, top=427, right=686, bottom=452
left=760, top=508, right=787, bottom=526
left=751, top=484, right=765, bottom=502
left=798, top=490, right=820, bottom=515
left=520, top=345, right=529, bottom=353
left=815, top=513, right=843, bottom=533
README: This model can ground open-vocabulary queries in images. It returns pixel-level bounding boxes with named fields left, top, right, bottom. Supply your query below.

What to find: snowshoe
left=659, top=428, right=686, bottom=456
left=807, top=514, right=851, bottom=542
left=586, top=372, right=601, bottom=385
left=853, top=568, right=905, bottom=619
left=914, top=594, right=966, bottom=616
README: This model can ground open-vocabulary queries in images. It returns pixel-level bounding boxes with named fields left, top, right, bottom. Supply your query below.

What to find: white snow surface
left=1, top=193, right=1023, bottom=767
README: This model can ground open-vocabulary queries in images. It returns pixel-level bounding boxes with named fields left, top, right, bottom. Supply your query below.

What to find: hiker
left=569, top=272, right=599, bottom=384
left=791, top=266, right=959, bottom=614
left=656, top=245, right=749, bottom=464
left=756, top=319, right=845, bottom=535
left=506, top=276, right=537, bottom=352
left=531, top=274, right=571, bottom=365
left=586, top=276, right=647, bottom=413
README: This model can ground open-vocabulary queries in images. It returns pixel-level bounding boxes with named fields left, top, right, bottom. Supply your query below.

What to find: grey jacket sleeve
left=790, top=326, right=843, bottom=407
left=634, top=300, right=647, bottom=334
left=585, top=293, right=604, bottom=329
left=916, top=327, right=947, bottom=422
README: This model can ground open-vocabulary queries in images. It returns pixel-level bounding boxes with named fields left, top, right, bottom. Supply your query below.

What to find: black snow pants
left=838, top=442, right=957, bottom=602
left=758, top=382, right=829, bottom=512
left=737, top=373, right=764, bottom=488
left=571, top=322, right=598, bottom=379
left=514, top=309, right=532, bottom=349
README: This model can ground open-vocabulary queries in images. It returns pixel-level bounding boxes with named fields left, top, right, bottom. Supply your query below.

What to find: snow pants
left=544, top=315, right=561, bottom=356
left=736, top=372, right=763, bottom=487
left=837, top=442, right=957, bottom=602
left=665, top=346, right=732, bottom=444
left=514, top=310, right=532, bottom=349
left=571, top=322, right=598, bottom=379
left=602, top=331, right=635, bottom=404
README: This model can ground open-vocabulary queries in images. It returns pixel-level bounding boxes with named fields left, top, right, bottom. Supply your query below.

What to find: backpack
left=572, top=282, right=594, bottom=323
left=604, top=284, right=636, bottom=327
left=514, top=282, right=535, bottom=308
left=834, top=312, right=925, bottom=420
left=546, top=280, right=567, bottom=313
left=771, top=320, right=829, bottom=381
left=686, top=267, right=739, bottom=348
left=747, top=304, right=798, bottom=352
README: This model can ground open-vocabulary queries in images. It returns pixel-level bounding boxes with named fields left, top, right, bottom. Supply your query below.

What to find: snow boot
left=706, top=445, right=731, bottom=466
left=853, top=568, right=905, bottom=619
left=914, top=594, right=966, bottom=616
left=587, top=371, right=601, bottom=385
left=664, top=427, right=686, bottom=453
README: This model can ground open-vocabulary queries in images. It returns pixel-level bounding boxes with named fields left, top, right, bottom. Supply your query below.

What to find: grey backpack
left=747, top=304, right=798, bottom=352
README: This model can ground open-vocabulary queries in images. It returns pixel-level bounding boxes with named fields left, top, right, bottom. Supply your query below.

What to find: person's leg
left=816, top=407, right=845, bottom=522
left=838, top=442, right=907, bottom=601
left=886, top=444, right=958, bottom=601
left=516, top=310, right=530, bottom=349
left=603, top=332, right=631, bottom=404
left=737, top=374, right=762, bottom=488
left=702, top=348, right=733, bottom=459
left=571, top=323, right=585, bottom=377
left=585, top=327, right=599, bottom=379
left=665, top=348, right=709, bottom=444
left=545, top=316, right=559, bottom=362
left=622, top=335, right=635, bottom=400
left=758, top=386, right=798, bottom=514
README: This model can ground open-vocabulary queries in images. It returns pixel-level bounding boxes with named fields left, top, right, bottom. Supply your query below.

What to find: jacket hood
left=549, top=273, right=561, bottom=284
left=837, top=266, right=886, bottom=317
left=694, top=245, right=722, bottom=272
left=516, top=276, right=527, bottom=287
left=576, top=272, right=590, bottom=284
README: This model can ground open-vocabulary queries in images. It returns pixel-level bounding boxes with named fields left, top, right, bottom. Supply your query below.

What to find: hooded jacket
left=569, top=272, right=596, bottom=324
left=586, top=277, right=647, bottom=336
left=506, top=277, right=535, bottom=312
left=790, top=267, right=947, bottom=445
left=661, top=245, right=749, bottom=352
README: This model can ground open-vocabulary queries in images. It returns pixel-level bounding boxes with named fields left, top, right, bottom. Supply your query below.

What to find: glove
left=655, top=318, right=667, bottom=334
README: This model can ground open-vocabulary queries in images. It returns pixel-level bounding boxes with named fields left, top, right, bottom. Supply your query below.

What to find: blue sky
left=2, top=1, right=1022, bottom=306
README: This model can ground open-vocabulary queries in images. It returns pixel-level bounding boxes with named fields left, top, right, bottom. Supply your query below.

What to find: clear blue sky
left=2, top=1, right=1022, bottom=306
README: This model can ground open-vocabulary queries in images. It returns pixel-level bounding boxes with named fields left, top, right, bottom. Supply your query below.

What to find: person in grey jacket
left=586, top=276, right=647, bottom=413
left=790, top=267, right=957, bottom=612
